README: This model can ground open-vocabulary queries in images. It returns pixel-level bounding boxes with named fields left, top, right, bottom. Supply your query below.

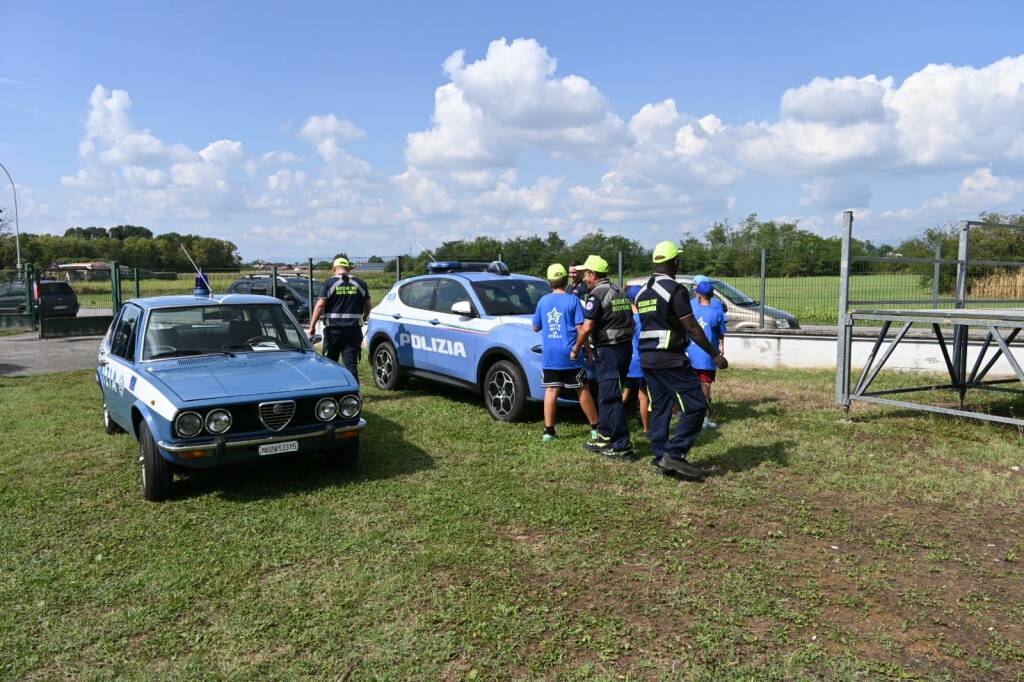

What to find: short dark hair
left=548, top=276, right=569, bottom=289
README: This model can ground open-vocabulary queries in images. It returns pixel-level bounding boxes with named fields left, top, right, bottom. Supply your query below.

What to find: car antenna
left=415, top=240, right=437, bottom=262
left=179, top=242, right=211, bottom=296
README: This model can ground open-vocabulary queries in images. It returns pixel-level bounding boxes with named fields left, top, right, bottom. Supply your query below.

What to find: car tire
left=372, top=341, right=405, bottom=390
left=483, top=360, right=527, bottom=422
left=326, top=436, right=359, bottom=469
left=139, top=421, right=173, bottom=502
left=103, top=403, right=123, bottom=435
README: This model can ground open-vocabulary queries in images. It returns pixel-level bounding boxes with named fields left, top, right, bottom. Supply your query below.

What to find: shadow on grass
left=698, top=439, right=795, bottom=477
left=170, top=412, right=433, bottom=502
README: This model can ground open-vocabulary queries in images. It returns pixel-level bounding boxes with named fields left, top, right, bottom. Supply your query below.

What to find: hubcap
left=487, top=369, right=516, bottom=417
left=374, top=348, right=394, bottom=386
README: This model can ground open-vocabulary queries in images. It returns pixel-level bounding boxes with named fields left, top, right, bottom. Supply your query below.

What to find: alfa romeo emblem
left=273, top=404, right=284, bottom=415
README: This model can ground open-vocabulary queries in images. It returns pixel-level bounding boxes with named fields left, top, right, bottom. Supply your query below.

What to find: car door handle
left=392, top=313, right=402, bottom=319
left=98, top=358, right=108, bottom=366
left=429, top=319, right=440, bottom=325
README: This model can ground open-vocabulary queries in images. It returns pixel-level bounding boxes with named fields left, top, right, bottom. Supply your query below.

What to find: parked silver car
left=625, top=275, right=799, bottom=331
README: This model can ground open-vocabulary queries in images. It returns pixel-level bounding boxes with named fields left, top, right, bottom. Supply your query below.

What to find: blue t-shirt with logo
left=687, top=299, right=728, bottom=370
left=628, top=312, right=643, bottom=378
left=533, top=292, right=585, bottom=370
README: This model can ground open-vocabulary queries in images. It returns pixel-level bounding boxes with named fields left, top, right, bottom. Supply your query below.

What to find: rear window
left=40, top=282, right=74, bottom=295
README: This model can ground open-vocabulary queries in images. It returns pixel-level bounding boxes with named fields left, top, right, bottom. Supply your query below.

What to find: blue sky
left=3, top=1, right=1024, bottom=259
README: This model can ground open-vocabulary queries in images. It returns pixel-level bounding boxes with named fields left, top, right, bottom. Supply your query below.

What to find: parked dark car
left=0, top=279, right=29, bottom=313
left=0, top=279, right=79, bottom=317
left=226, top=274, right=318, bottom=322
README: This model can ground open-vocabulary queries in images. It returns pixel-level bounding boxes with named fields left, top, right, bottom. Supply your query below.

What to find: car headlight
left=205, top=409, right=232, bottom=434
left=175, top=411, right=203, bottom=438
left=775, top=318, right=790, bottom=329
left=315, top=397, right=338, bottom=422
left=339, top=395, right=361, bottom=418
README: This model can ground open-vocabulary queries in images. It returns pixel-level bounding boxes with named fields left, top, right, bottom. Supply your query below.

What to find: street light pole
left=0, top=161, right=21, bottom=270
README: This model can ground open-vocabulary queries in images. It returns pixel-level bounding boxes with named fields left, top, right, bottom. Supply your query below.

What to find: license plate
left=54, top=305, right=68, bottom=310
left=259, top=441, right=298, bottom=456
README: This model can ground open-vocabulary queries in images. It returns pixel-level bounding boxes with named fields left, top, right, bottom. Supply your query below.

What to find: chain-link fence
left=17, top=247, right=1024, bottom=331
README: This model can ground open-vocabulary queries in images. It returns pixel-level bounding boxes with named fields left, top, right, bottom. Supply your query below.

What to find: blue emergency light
left=193, top=272, right=212, bottom=297
left=426, top=260, right=510, bottom=275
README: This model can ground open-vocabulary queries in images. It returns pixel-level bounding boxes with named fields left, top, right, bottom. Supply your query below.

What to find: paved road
left=0, top=332, right=103, bottom=377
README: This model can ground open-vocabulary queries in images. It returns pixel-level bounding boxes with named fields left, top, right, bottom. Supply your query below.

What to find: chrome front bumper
left=158, top=418, right=367, bottom=453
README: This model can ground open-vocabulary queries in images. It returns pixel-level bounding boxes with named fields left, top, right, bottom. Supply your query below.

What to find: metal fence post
left=307, top=258, right=314, bottom=313
left=110, top=261, right=121, bottom=314
left=932, top=244, right=941, bottom=308
left=271, top=265, right=278, bottom=299
left=835, top=211, right=853, bottom=407
left=133, top=267, right=141, bottom=299
left=759, top=248, right=766, bottom=329
left=617, top=251, right=623, bottom=287
left=396, top=255, right=401, bottom=282
left=24, top=263, right=35, bottom=323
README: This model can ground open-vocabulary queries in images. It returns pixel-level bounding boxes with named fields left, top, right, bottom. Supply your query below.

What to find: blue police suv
left=367, top=261, right=551, bottom=421
left=97, top=288, right=365, bottom=501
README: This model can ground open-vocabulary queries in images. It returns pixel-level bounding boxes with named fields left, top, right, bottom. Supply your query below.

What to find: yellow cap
left=579, top=254, right=609, bottom=274
left=652, top=241, right=679, bottom=263
left=546, top=263, right=567, bottom=280
left=333, top=257, right=351, bottom=269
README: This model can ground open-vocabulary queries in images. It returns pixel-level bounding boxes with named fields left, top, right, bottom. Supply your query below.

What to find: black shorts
left=624, top=377, right=647, bottom=392
left=542, top=367, right=586, bottom=389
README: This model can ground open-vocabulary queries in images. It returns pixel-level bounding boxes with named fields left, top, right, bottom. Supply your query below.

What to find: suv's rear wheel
left=483, top=360, right=527, bottom=422
left=372, top=341, right=405, bottom=390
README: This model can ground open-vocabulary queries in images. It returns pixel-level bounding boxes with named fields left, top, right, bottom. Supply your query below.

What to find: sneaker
left=641, top=431, right=651, bottom=440
left=583, top=439, right=609, bottom=453
left=590, top=428, right=605, bottom=442
left=542, top=432, right=557, bottom=442
left=655, top=455, right=703, bottom=480
left=702, top=417, right=718, bottom=430
left=593, top=444, right=635, bottom=461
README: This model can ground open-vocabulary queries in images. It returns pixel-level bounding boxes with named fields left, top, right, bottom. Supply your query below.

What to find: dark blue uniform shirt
left=319, top=274, right=369, bottom=328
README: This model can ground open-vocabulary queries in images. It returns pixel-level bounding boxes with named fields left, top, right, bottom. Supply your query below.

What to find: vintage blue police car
left=97, top=291, right=365, bottom=501
left=366, top=261, right=553, bottom=421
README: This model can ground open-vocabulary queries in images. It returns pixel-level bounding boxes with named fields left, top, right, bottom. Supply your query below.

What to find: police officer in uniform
left=570, top=255, right=636, bottom=458
left=307, top=257, right=372, bottom=381
left=636, top=241, right=727, bottom=479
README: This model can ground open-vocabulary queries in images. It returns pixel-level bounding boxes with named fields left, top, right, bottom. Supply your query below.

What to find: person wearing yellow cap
left=307, top=256, right=372, bottom=381
left=531, top=263, right=599, bottom=442
left=569, top=254, right=637, bottom=459
left=635, top=241, right=728, bottom=479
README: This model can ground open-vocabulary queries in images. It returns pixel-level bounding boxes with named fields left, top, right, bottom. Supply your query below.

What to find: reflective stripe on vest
left=636, top=274, right=687, bottom=355
left=590, top=280, right=634, bottom=345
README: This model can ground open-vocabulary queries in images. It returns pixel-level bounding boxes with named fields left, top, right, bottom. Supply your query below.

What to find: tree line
left=0, top=225, right=241, bottom=271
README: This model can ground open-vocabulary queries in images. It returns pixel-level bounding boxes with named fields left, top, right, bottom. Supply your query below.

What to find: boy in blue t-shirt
left=621, top=305, right=651, bottom=437
left=688, top=279, right=727, bottom=429
left=532, top=264, right=599, bottom=442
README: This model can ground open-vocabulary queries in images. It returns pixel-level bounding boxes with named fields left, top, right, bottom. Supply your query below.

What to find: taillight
left=33, top=283, right=39, bottom=300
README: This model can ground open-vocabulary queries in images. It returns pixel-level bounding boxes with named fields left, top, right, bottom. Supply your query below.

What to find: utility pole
left=0, top=161, right=21, bottom=270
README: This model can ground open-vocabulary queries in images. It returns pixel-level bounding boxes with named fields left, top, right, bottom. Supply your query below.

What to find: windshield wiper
left=149, top=349, right=235, bottom=360
left=223, top=342, right=306, bottom=352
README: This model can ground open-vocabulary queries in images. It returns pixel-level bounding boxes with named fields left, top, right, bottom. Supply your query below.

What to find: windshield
left=471, top=279, right=550, bottom=316
left=709, top=279, right=756, bottom=306
left=143, top=304, right=308, bottom=360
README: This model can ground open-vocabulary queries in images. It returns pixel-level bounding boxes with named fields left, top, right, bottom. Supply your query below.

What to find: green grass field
left=69, top=271, right=935, bottom=326
left=2, top=366, right=1023, bottom=679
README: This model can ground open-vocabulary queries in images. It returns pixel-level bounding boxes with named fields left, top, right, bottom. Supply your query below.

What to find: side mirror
left=451, top=300, right=474, bottom=316
left=309, top=333, right=323, bottom=345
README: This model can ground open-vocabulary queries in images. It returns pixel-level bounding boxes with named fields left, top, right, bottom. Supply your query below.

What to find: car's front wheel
left=139, top=421, right=173, bottom=502
left=103, top=403, right=123, bottom=435
left=372, top=341, right=405, bottom=390
left=326, top=436, right=359, bottom=469
left=483, top=360, right=527, bottom=422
